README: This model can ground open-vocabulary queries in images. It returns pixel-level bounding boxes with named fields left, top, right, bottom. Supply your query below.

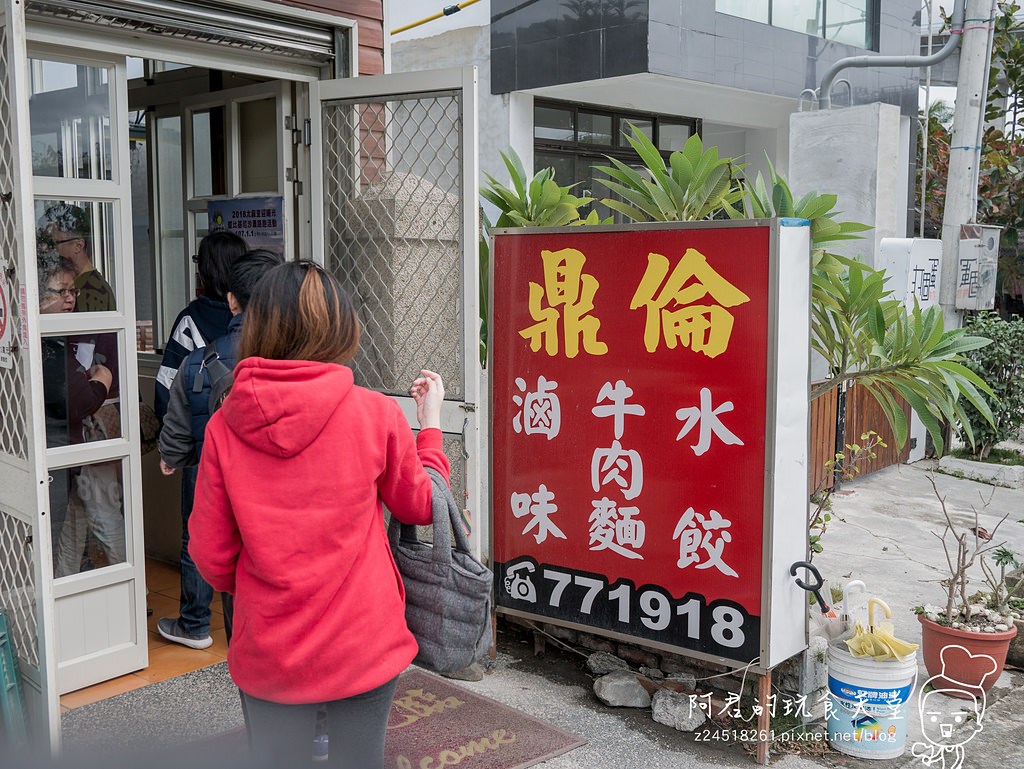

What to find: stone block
left=586, top=651, right=630, bottom=676
left=578, top=633, right=617, bottom=654
left=593, top=670, right=652, bottom=708
left=652, top=689, right=707, bottom=731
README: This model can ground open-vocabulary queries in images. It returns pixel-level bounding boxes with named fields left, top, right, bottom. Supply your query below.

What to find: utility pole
left=939, top=0, right=997, bottom=329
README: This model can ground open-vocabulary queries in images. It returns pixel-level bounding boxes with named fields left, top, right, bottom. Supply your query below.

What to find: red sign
left=491, top=223, right=775, bottom=663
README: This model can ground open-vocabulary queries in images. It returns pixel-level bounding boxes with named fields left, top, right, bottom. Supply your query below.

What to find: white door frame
left=27, top=44, right=149, bottom=699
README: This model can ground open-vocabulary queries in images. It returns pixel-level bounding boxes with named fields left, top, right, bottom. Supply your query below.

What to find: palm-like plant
left=730, top=156, right=871, bottom=245
left=590, top=137, right=995, bottom=450
left=478, top=148, right=610, bottom=365
left=593, top=126, right=746, bottom=222
left=481, top=147, right=605, bottom=229
left=811, top=263, right=993, bottom=454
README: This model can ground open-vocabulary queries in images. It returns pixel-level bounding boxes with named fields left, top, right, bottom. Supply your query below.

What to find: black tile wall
left=491, top=0, right=922, bottom=116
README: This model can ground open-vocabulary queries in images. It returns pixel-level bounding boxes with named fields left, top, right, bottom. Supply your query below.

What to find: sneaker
left=157, top=617, right=213, bottom=650
left=312, top=733, right=328, bottom=762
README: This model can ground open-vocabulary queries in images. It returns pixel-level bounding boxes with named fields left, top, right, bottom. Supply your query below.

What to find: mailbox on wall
left=956, top=224, right=1000, bottom=311
left=489, top=220, right=811, bottom=673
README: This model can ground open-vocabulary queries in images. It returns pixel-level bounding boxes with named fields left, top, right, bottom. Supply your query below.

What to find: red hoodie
left=188, top=357, right=450, bottom=704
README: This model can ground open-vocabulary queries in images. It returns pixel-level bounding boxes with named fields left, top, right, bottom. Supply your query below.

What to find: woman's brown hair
left=237, top=261, right=360, bottom=364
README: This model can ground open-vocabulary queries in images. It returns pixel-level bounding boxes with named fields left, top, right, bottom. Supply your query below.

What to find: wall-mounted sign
left=208, top=196, right=284, bottom=256
left=490, top=221, right=810, bottom=672
left=878, top=238, right=941, bottom=308
left=956, top=224, right=999, bottom=311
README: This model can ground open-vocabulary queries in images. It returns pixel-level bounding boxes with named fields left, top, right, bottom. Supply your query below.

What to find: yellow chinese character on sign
left=630, top=249, right=750, bottom=358
left=519, top=248, right=608, bottom=358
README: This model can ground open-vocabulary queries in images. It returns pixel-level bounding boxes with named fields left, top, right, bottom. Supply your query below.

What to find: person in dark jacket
left=37, top=251, right=121, bottom=577
left=157, top=249, right=283, bottom=647
left=154, top=230, right=247, bottom=419
left=153, top=230, right=247, bottom=649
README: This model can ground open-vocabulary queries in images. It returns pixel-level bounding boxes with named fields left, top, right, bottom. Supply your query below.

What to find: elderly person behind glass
left=38, top=251, right=121, bottom=577
left=38, top=251, right=112, bottom=439
left=39, top=202, right=115, bottom=313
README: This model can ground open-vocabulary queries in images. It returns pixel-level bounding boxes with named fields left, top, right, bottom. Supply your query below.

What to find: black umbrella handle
left=790, top=561, right=830, bottom=614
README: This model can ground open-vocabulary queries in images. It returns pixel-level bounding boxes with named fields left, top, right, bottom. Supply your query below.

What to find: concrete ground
left=808, top=458, right=1024, bottom=769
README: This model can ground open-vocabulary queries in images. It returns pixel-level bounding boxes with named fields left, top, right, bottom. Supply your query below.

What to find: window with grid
left=533, top=100, right=701, bottom=224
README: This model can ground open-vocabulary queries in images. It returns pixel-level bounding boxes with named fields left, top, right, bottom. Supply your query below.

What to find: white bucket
left=826, top=641, right=917, bottom=759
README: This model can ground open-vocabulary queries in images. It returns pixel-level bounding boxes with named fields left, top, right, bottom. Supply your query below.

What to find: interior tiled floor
left=59, top=557, right=227, bottom=713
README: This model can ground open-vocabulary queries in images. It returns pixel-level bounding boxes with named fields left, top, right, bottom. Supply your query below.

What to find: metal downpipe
left=818, top=0, right=966, bottom=109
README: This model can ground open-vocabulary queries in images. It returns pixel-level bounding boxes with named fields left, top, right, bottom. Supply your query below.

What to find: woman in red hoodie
left=188, top=261, right=449, bottom=768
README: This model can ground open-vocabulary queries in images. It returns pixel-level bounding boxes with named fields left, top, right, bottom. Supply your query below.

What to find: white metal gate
left=311, top=67, right=485, bottom=556
left=0, top=0, right=59, bottom=748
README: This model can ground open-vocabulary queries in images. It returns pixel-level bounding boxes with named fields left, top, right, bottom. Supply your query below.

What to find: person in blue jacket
left=153, top=230, right=247, bottom=648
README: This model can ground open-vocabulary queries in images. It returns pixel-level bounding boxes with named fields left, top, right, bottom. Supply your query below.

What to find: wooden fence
left=809, top=382, right=911, bottom=492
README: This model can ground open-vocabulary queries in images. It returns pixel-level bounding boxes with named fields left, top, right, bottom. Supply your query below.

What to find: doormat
left=60, top=663, right=585, bottom=769
left=384, top=668, right=585, bottom=769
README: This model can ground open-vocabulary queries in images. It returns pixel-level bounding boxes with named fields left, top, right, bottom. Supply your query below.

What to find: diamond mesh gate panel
left=0, top=28, right=26, bottom=463
left=0, top=513, right=36, bottom=670
left=320, top=91, right=468, bottom=511
left=0, top=22, right=39, bottom=672
left=321, top=93, right=465, bottom=402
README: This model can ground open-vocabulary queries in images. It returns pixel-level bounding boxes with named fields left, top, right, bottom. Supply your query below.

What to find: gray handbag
left=388, top=468, right=493, bottom=675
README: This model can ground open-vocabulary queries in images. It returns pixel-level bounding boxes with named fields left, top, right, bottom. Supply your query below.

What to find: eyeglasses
left=44, top=287, right=81, bottom=298
left=51, top=237, right=83, bottom=246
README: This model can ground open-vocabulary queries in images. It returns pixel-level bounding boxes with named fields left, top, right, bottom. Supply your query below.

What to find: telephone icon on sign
left=505, top=561, right=537, bottom=603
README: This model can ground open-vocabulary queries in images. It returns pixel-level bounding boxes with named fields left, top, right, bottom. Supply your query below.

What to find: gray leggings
left=241, top=676, right=398, bottom=768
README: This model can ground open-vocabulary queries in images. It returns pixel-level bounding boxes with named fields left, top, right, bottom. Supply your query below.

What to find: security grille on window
left=533, top=100, right=700, bottom=223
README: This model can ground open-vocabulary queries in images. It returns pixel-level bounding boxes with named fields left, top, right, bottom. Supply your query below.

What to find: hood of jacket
left=220, top=357, right=354, bottom=457
left=188, top=296, right=233, bottom=348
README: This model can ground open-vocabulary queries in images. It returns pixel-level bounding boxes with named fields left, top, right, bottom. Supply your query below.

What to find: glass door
left=28, top=46, right=147, bottom=696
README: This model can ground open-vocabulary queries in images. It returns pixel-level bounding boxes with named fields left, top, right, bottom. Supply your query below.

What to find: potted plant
left=915, top=476, right=1018, bottom=698
left=979, top=546, right=1024, bottom=667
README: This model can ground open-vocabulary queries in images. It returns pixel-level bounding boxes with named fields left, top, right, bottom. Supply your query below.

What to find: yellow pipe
left=391, top=0, right=482, bottom=35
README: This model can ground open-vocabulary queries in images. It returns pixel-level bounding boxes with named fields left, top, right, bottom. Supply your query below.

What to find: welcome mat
left=385, top=668, right=585, bottom=769
left=61, top=663, right=585, bottom=769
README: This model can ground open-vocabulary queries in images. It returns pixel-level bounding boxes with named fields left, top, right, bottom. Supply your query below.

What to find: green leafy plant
left=594, top=126, right=746, bottom=222
left=981, top=545, right=1024, bottom=614
left=812, top=286, right=994, bottom=455
left=727, top=156, right=871, bottom=246
left=482, top=139, right=997, bottom=453
left=959, top=311, right=1024, bottom=458
left=478, top=147, right=611, bottom=365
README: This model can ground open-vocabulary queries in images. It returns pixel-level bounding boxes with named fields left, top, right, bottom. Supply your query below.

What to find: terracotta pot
left=918, top=614, right=1018, bottom=699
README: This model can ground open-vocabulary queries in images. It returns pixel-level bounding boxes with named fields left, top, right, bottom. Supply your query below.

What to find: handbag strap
left=388, top=468, right=469, bottom=564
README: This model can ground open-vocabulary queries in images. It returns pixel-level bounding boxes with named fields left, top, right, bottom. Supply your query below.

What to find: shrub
left=961, top=311, right=1024, bottom=457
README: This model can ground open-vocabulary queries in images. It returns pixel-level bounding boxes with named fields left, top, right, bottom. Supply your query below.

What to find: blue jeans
left=179, top=465, right=213, bottom=636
